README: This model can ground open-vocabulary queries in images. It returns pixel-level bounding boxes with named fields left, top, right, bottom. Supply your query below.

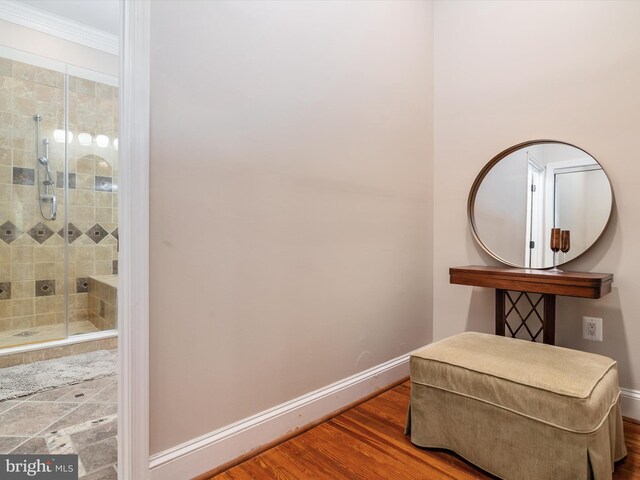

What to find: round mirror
left=469, top=140, right=613, bottom=269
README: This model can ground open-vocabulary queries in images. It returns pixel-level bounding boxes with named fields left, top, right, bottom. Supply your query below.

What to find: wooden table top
left=449, top=265, right=613, bottom=299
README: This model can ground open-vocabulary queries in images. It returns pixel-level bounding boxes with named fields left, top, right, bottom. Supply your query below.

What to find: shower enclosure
left=0, top=47, right=119, bottom=355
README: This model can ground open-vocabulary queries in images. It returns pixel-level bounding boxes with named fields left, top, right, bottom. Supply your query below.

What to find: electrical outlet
left=582, top=316, right=603, bottom=342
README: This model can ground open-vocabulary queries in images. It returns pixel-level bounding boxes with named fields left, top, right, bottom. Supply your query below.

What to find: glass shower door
left=0, top=57, right=67, bottom=348
left=0, top=51, right=119, bottom=350
left=66, top=73, right=119, bottom=336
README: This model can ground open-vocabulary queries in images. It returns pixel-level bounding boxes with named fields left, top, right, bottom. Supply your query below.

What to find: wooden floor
left=211, top=381, right=640, bottom=480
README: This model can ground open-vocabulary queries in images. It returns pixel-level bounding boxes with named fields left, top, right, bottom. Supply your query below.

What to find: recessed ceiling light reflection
left=96, top=135, right=109, bottom=148
left=78, top=133, right=93, bottom=146
left=53, top=129, right=73, bottom=143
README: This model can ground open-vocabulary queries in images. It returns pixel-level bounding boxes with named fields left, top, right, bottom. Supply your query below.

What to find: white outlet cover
left=582, top=316, right=603, bottom=342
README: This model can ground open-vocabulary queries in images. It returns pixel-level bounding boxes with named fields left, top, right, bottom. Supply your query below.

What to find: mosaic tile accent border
left=0, top=221, right=22, bottom=244
left=0, top=282, right=10, bottom=300
left=35, top=279, right=56, bottom=297
left=0, top=221, right=119, bottom=246
left=27, top=222, right=55, bottom=244
left=12, top=167, right=35, bottom=185
left=57, top=223, right=83, bottom=243
left=87, top=224, right=108, bottom=244
left=95, top=176, right=113, bottom=192
left=77, top=277, right=89, bottom=294
left=56, top=172, right=77, bottom=189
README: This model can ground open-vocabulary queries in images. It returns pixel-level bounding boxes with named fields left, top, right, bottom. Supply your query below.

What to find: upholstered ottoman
left=405, top=332, right=627, bottom=480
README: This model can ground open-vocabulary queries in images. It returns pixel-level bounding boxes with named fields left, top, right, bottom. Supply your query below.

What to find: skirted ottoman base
left=405, top=332, right=627, bottom=480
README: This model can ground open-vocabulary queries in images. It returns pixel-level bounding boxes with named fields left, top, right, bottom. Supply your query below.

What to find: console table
left=449, top=266, right=613, bottom=345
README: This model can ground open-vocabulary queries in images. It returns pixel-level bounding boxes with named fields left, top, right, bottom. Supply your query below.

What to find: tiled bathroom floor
left=0, top=321, right=100, bottom=349
left=0, top=372, right=118, bottom=479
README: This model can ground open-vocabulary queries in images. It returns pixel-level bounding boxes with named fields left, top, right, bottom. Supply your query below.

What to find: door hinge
left=531, top=184, right=537, bottom=192
left=529, top=241, right=535, bottom=249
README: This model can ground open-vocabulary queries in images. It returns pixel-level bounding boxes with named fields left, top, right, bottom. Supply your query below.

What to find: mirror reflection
left=470, top=141, right=613, bottom=269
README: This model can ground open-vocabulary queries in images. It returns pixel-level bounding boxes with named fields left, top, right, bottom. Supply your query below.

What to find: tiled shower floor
left=0, top=321, right=100, bottom=349
left=0, top=367, right=118, bottom=479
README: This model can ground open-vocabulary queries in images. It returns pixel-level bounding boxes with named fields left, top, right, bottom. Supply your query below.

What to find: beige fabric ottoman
left=405, top=332, right=627, bottom=480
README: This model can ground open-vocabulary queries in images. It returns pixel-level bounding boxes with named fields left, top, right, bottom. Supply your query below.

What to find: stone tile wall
left=0, top=56, right=118, bottom=342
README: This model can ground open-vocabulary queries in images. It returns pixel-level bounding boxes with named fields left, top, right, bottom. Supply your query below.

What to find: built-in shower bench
left=88, top=275, right=118, bottom=330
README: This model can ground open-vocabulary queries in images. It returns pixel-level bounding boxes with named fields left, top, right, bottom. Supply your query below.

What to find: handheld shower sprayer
left=33, top=114, right=57, bottom=221
left=39, top=139, right=54, bottom=184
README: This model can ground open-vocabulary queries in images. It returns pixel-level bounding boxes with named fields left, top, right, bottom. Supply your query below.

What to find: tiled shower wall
left=0, top=56, right=118, bottom=340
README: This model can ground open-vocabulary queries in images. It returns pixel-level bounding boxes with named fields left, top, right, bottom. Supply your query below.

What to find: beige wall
left=148, top=0, right=640, bottom=458
left=149, top=1, right=434, bottom=454
left=433, top=0, right=640, bottom=391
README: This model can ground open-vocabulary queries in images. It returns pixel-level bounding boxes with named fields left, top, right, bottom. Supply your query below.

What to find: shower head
left=38, top=156, right=49, bottom=166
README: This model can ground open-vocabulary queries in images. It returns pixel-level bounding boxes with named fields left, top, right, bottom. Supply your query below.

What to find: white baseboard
left=148, top=358, right=640, bottom=480
left=149, top=354, right=410, bottom=480
left=621, top=387, right=640, bottom=421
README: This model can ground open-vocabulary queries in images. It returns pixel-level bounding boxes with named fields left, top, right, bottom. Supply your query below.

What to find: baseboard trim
left=621, top=387, right=640, bottom=421
left=149, top=358, right=640, bottom=479
left=149, top=354, right=410, bottom=480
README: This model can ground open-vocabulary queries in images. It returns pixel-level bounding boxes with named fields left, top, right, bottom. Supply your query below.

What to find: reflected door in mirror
left=469, top=141, right=613, bottom=269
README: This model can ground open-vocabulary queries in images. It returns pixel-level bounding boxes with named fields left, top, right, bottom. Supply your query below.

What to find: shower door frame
left=119, top=1, right=150, bottom=479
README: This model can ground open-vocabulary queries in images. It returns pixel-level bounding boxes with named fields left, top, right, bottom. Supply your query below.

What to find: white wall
left=149, top=0, right=434, bottom=455
left=433, top=0, right=640, bottom=392
left=473, top=149, right=528, bottom=266
left=556, top=168, right=610, bottom=262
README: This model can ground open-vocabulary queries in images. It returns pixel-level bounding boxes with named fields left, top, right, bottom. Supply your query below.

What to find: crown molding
left=0, top=1, right=118, bottom=55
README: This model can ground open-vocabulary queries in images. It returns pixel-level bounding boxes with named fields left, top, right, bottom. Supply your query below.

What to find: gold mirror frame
left=468, top=139, right=614, bottom=269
